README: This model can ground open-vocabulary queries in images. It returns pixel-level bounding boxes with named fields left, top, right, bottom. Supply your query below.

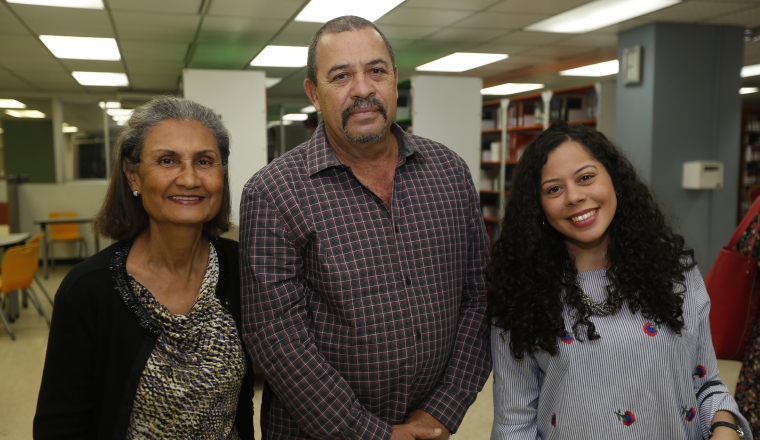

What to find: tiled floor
left=0, top=264, right=744, bottom=439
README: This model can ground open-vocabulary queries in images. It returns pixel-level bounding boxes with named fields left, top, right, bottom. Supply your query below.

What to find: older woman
left=33, top=96, right=254, bottom=439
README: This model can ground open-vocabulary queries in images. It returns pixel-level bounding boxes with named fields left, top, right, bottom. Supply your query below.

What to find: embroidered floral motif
left=681, top=405, right=696, bottom=422
left=693, top=364, right=706, bottom=379
left=643, top=322, right=659, bottom=337
left=561, top=330, right=575, bottom=344
left=615, top=410, right=636, bottom=426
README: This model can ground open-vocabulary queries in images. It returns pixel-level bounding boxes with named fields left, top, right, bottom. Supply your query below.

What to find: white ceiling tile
left=453, top=11, right=549, bottom=30
left=22, top=74, right=84, bottom=91
left=425, top=27, right=508, bottom=43
left=0, top=34, right=51, bottom=57
left=109, top=0, right=203, bottom=14
left=0, top=70, right=36, bottom=91
left=465, top=42, right=536, bottom=56
left=199, top=16, right=286, bottom=44
left=705, top=4, right=760, bottom=27
left=0, top=55, right=63, bottom=72
left=403, top=0, right=502, bottom=11
left=9, top=5, right=112, bottom=37
left=208, top=0, right=304, bottom=19
left=486, top=0, right=589, bottom=14
left=190, top=42, right=259, bottom=68
left=556, top=33, right=618, bottom=48
left=119, top=41, right=189, bottom=62
left=378, top=24, right=439, bottom=41
left=493, top=31, right=571, bottom=46
left=377, top=7, right=472, bottom=27
left=0, top=5, right=28, bottom=34
left=128, top=74, right=180, bottom=91
left=60, top=60, right=124, bottom=72
left=269, top=20, right=321, bottom=46
left=112, top=11, right=200, bottom=42
left=596, top=1, right=753, bottom=33
left=126, top=60, right=185, bottom=75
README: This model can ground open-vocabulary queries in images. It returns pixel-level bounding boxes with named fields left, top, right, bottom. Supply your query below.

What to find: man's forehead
left=316, top=28, right=391, bottom=65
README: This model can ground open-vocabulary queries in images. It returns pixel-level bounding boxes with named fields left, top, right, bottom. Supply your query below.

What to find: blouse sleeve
left=491, top=325, right=542, bottom=440
left=687, top=267, right=754, bottom=439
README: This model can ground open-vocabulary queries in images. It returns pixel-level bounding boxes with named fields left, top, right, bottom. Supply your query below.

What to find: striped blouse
left=491, top=266, right=753, bottom=439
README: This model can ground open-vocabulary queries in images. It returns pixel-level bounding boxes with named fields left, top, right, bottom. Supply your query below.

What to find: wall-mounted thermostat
left=682, top=161, right=723, bottom=190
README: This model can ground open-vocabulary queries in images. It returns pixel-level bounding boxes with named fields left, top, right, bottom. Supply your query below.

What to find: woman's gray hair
left=94, top=95, right=232, bottom=240
left=121, top=95, right=230, bottom=169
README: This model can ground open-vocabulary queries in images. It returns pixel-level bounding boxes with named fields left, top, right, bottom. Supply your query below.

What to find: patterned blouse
left=738, top=211, right=760, bottom=261
left=126, top=244, right=246, bottom=439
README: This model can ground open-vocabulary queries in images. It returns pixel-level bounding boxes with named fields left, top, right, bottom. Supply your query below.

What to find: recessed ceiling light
left=106, top=109, right=133, bottom=117
left=481, top=83, right=544, bottom=96
left=72, top=72, right=129, bottom=87
left=283, top=113, right=309, bottom=121
left=741, top=87, right=759, bottom=95
left=265, top=78, right=283, bottom=88
left=267, top=120, right=294, bottom=128
left=98, top=101, right=121, bottom=109
left=301, top=105, right=317, bottom=113
left=7, top=0, right=103, bottom=9
left=62, top=124, right=79, bottom=133
left=560, top=60, right=619, bottom=77
left=40, top=35, right=120, bottom=61
left=0, top=99, right=26, bottom=109
left=295, top=0, right=404, bottom=23
left=526, top=0, right=681, bottom=33
left=416, top=53, right=508, bottom=73
left=742, top=64, right=760, bottom=78
left=5, top=109, right=46, bottom=118
left=251, top=46, right=308, bottom=68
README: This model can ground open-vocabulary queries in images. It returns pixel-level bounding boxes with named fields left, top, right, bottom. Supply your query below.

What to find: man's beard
left=340, top=96, right=389, bottom=144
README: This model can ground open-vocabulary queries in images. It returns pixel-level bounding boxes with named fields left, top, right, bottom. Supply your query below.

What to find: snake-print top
left=125, top=244, right=246, bottom=439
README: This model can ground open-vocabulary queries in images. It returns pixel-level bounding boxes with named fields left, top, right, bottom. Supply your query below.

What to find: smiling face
left=125, top=118, right=224, bottom=231
left=304, top=27, right=398, bottom=148
left=540, top=140, right=617, bottom=259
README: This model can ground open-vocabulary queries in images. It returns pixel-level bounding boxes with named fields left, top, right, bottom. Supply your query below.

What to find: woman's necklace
left=576, top=281, right=622, bottom=316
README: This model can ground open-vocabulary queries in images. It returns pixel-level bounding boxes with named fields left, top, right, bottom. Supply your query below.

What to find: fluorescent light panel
left=283, top=113, right=308, bottom=121
left=526, top=0, right=681, bottom=33
left=106, top=109, right=132, bottom=116
left=742, top=64, right=760, bottom=78
left=741, top=87, right=759, bottom=95
left=416, top=53, right=508, bottom=73
left=98, top=101, right=121, bottom=109
left=7, top=0, right=103, bottom=8
left=5, top=109, right=46, bottom=118
left=301, top=105, right=317, bottom=113
left=560, top=60, right=619, bottom=77
left=481, top=83, right=544, bottom=96
left=251, top=46, right=308, bottom=68
left=0, top=99, right=26, bottom=109
left=72, top=71, right=129, bottom=87
left=40, top=35, right=120, bottom=61
left=295, top=0, right=404, bottom=23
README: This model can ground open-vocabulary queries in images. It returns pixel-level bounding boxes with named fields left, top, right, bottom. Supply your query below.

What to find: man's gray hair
left=306, top=15, right=395, bottom=86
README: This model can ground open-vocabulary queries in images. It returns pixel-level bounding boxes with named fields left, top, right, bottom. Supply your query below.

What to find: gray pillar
left=616, top=23, right=743, bottom=269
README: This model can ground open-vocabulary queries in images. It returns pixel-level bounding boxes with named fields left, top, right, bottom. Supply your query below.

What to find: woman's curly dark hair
left=487, top=120, right=695, bottom=359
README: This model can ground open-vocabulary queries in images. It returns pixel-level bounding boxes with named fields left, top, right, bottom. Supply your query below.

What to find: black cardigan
left=33, top=237, right=254, bottom=439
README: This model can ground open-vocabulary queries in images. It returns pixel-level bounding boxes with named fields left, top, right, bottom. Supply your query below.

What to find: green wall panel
left=2, top=118, right=56, bottom=183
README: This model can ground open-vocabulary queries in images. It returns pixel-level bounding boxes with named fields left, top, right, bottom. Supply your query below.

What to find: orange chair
left=48, top=212, right=87, bottom=271
left=0, top=242, right=50, bottom=340
left=27, top=233, right=53, bottom=306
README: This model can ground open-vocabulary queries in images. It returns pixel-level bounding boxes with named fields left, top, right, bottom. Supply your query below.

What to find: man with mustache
left=240, top=15, right=491, bottom=440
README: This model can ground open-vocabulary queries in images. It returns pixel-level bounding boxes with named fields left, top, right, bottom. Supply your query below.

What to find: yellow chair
left=27, top=233, right=53, bottom=306
left=0, top=242, right=50, bottom=340
left=48, top=212, right=87, bottom=271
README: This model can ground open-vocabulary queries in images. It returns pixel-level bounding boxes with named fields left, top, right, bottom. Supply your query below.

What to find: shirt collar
left=307, top=122, right=420, bottom=176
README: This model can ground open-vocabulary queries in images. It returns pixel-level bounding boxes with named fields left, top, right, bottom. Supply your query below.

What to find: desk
left=0, top=233, right=31, bottom=249
left=33, top=217, right=99, bottom=278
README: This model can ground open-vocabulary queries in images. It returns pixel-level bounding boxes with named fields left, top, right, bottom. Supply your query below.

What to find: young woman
left=488, top=121, right=751, bottom=439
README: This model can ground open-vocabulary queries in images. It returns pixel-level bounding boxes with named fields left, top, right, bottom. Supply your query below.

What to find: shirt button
left=416, top=329, right=422, bottom=340
left=395, top=225, right=400, bottom=233
left=405, top=277, right=411, bottom=285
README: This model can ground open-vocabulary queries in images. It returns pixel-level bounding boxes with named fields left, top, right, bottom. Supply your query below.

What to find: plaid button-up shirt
left=240, top=123, right=491, bottom=439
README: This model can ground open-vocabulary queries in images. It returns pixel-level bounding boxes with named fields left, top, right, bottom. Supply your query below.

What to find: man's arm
left=414, top=165, right=493, bottom=433
left=240, top=181, right=394, bottom=439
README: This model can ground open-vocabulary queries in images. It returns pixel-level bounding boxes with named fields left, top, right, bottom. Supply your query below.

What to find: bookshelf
left=740, top=107, right=760, bottom=222
left=478, top=84, right=600, bottom=242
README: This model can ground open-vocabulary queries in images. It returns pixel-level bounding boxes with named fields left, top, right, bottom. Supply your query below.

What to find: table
left=33, top=217, right=99, bottom=278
